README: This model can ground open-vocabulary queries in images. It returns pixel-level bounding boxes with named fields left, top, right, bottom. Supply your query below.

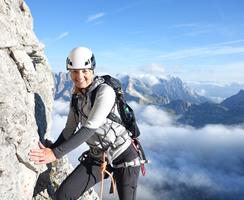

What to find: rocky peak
left=221, top=89, right=244, bottom=109
left=0, top=1, right=54, bottom=199
left=54, top=72, right=208, bottom=106
left=0, top=1, right=97, bottom=200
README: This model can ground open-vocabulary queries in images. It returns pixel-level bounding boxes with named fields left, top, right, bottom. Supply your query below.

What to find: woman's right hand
left=28, top=141, right=57, bottom=165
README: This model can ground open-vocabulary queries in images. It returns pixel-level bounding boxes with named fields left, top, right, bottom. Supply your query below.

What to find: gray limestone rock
left=0, top=0, right=98, bottom=199
left=0, top=0, right=53, bottom=199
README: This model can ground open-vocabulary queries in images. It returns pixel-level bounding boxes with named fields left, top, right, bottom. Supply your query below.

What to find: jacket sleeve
left=50, top=133, right=66, bottom=149
left=52, top=84, right=116, bottom=159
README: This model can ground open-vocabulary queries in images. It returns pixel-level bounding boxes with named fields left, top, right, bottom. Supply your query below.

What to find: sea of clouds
left=51, top=100, right=244, bottom=200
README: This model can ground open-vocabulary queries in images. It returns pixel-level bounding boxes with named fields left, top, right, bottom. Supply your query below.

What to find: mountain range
left=54, top=72, right=244, bottom=127
left=188, top=81, right=244, bottom=103
left=178, top=89, right=244, bottom=127
left=54, top=72, right=208, bottom=105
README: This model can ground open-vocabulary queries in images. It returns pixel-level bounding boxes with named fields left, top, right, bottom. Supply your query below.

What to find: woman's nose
left=76, top=71, right=85, bottom=78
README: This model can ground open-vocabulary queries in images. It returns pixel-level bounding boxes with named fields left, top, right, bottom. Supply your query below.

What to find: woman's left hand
left=29, top=141, right=57, bottom=164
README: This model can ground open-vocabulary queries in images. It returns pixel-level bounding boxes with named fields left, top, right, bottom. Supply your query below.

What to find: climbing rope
left=99, top=153, right=116, bottom=200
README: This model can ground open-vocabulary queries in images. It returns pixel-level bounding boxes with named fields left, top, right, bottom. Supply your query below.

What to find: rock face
left=0, top=0, right=54, bottom=199
left=32, top=155, right=99, bottom=200
left=0, top=1, right=99, bottom=200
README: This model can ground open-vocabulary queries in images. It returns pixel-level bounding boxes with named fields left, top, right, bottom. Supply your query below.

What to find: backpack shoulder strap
left=90, top=76, right=124, bottom=126
left=90, top=75, right=120, bottom=107
left=90, top=84, right=101, bottom=108
left=71, top=93, right=79, bottom=115
left=90, top=75, right=108, bottom=107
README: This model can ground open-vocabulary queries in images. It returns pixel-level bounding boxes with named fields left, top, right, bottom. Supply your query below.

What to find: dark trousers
left=55, top=157, right=140, bottom=200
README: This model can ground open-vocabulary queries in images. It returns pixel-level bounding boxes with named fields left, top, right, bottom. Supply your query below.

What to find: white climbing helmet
left=66, top=47, right=96, bottom=70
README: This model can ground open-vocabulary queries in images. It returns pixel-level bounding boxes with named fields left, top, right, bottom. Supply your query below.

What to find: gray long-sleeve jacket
left=52, top=76, right=131, bottom=164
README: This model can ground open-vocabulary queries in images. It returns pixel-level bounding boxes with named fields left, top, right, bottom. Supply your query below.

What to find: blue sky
left=25, top=0, right=244, bottom=83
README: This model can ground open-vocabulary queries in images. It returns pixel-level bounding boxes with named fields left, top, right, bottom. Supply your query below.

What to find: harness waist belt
left=112, top=157, right=150, bottom=168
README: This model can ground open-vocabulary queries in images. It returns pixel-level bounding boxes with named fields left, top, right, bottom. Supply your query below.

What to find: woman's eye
left=82, top=70, right=89, bottom=74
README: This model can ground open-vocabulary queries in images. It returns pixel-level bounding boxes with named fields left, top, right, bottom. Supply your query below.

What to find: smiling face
left=70, top=69, right=94, bottom=91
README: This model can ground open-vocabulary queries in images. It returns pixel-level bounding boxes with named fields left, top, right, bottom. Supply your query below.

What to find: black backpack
left=71, top=75, right=148, bottom=174
left=90, top=75, right=141, bottom=138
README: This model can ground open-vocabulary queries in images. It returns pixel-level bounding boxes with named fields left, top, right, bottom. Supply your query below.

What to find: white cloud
left=51, top=100, right=69, bottom=140
left=213, top=39, right=244, bottom=46
left=187, top=80, right=244, bottom=102
left=52, top=100, right=69, bottom=116
left=141, top=63, right=167, bottom=76
left=195, top=88, right=206, bottom=96
left=124, top=63, right=169, bottom=86
left=138, top=74, right=160, bottom=86
left=178, top=61, right=244, bottom=84
left=136, top=109, right=244, bottom=199
left=158, top=45, right=244, bottom=61
left=126, top=103, right=244, bottom=200
left=87, top=12, right=106, bottom=23
left=97, top=39, right=244, bottom=84
left=51, top=100, right=244, bottom=200
left=137, top=105, right=172, bottom=126
left=157, top=39, right=244, bottom=61
left=55, top=32, right=69, bottom=41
